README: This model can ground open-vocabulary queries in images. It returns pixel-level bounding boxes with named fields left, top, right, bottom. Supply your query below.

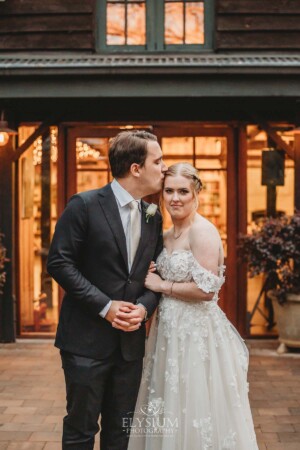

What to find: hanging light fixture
left=0, top=110, right=17, bottom=147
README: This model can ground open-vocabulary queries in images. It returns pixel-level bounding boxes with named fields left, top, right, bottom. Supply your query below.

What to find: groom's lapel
left=98, top=185, right=128, bottom=270
left=130, top=200, right=153, bottom=275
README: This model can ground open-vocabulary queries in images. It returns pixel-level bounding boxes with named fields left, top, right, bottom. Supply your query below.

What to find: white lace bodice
left=156, top=247, right=225, bottom=301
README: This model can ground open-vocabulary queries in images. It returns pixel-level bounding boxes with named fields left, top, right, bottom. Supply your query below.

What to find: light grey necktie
left=129, top=200, right=141, bottom=268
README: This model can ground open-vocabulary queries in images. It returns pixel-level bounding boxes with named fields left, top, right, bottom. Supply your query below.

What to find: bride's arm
left=145, top=222, right=222, bottom=303
left=144, top=272, right=213, bottom=302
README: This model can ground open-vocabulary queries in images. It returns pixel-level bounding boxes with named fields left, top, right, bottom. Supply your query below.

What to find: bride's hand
left=145, top=272, right=164, bottom=292
left=148, top=261, right=157, bottom=273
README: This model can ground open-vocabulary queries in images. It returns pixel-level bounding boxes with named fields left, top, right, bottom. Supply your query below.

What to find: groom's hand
left=105, top=301, right=137, bottom=326
left=112, top=305, right=145, bottom=332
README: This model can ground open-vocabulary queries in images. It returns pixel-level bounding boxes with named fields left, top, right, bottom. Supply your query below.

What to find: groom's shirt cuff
left=99, top=301, right=112, bottom=318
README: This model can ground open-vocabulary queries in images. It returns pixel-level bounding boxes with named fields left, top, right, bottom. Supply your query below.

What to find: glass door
left=246, top=125, right=295, bottom=336
left=155, top=126, right=231, bottom=313
left=18, top=126, right=59, bottom=335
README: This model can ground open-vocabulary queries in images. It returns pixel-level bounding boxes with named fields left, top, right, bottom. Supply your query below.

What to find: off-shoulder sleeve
left=191, top=258, right=225, bottom=293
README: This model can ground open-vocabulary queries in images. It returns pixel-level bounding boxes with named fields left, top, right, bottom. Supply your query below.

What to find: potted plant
left=239, top=212, right=300, bottom=353
left=0, top=233, right=8, bottom=295
left=0, top=233, right=9, bottom=295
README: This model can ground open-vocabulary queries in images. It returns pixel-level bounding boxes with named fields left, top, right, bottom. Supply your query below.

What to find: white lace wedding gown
left=128, top=248, right=258, bottom=450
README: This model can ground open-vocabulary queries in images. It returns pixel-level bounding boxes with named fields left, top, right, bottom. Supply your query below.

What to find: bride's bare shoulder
left=189, top=215, right=222, bottom=271
left=189, top=215, right=221, bottom=251
left=191, top=215, right=219, bottom=238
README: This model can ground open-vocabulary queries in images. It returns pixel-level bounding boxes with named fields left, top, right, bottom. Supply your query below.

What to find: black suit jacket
left=47, top=184, right=163, bottom=361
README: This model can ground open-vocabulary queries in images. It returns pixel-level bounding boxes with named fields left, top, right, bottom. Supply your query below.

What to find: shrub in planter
left=239, top=212, right=300, bottom=304
left=239, top=212, right=300, bottom=352
left=0, top=233, right=9, bottom=294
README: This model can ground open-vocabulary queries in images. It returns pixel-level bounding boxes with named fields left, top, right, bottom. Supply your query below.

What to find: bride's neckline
left=162, top=247, right=226, bottom=270
left=163, top=247, right=192, bottom=257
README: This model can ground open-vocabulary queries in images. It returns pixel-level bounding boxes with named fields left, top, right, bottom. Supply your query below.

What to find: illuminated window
left=106, top=1, right=146, bottom=46
left=164, top=1, right=204, bottom=45
left=97, top=0, right=214, bottom=52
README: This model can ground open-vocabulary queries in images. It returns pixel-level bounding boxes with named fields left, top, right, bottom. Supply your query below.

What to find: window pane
left=107, top=3, right=125, bottom=45
left=77, top=171, right=110, bottom=192
left=185, top=2, right=204, bottom=44
left=127, top=3, right=146, bottom=45
left=198, top=170, right=227, bottom=246
left=165, top=2, right=184, bottom=44
left=196, top=137, right=227, bottom=169
left=161, top=137, right=193, bottom=155
left=76, top=137, right=111, bottom=192
left=76, top=138, right=109, bottom=170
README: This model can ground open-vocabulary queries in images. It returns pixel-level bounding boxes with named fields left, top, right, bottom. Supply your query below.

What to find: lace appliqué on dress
left=221, top=429, right=237, bottom=449
left=193, top=416, right=213, bottom=450
left=165, top=358, right=179, bottom=393
left=191, top=259, right=225, bottom=300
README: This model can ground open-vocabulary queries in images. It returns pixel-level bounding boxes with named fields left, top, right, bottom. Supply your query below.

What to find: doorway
left=17, top=122, right=240, bottom=336
left=65, top=123, right=237, bottom=322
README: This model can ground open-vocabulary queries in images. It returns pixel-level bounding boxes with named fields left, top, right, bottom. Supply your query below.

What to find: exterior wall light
left=0, top=111, right=17, bottom=147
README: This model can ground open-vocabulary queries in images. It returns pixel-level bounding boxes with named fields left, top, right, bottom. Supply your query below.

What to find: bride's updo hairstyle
left=164, top=162, right=203, bottom=207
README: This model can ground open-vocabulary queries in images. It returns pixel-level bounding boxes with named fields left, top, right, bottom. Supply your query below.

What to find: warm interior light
left=0, top=131, right=9, bottom=147
left=119, top=125, right=134, bottom=130
left=0, top=111, right=17, bottom=146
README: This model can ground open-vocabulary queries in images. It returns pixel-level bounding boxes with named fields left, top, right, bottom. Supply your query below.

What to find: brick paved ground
left=0, top=340, right=299, bottom=449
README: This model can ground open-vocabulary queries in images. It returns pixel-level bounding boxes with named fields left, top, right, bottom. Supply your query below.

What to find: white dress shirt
left=99, top=179, right=141, bottom=318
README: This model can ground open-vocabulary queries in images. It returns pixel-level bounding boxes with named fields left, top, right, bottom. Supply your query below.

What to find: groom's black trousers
left=61, top=349, right=143, bottom=450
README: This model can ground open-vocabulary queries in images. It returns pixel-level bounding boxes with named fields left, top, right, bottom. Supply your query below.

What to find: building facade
left=0, top=0, right=299, bottom=342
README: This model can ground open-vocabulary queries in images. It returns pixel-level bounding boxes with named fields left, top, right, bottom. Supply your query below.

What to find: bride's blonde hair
left=164, top=162, right=203, bottom=207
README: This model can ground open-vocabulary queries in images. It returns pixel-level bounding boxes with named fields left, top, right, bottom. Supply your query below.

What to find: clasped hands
left=106, top=301, right=146, bottom=332
left=106, top=261, right=165, bottom=332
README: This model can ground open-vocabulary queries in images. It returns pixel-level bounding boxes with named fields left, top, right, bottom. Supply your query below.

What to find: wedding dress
left=128, top=248, right=258, bottom=450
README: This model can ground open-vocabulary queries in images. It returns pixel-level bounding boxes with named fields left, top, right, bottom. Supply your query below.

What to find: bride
left=128, top=163, right=258, bottom=450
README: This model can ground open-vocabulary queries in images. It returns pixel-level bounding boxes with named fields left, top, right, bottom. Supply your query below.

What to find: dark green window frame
left=96, top=0, right=214, bottom=53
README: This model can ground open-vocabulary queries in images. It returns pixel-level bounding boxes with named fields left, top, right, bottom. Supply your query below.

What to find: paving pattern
left=0, top=340, right=299, bottom=449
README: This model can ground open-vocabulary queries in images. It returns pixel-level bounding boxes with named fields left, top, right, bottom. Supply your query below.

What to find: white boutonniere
left=145, top=203, right=158, bottom=223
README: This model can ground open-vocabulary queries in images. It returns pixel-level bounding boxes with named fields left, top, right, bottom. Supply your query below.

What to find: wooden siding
left=217, top=0, right=300, bottom=50
left=0, top=0, right=94, bottom=51
left=1, top=0, right=300, bottom=52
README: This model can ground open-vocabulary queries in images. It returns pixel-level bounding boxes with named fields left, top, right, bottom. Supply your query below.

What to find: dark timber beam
left=258, top=121, right=294, bottom=160
left=0, top=139, right=14, bottom=342
left=247, top=126, right=261, bottom=142
left=295, top=134, right=300, bottom=211
left=13, top=116, right=60, bottom=161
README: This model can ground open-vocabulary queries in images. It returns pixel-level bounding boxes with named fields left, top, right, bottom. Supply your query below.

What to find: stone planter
left=270, top=292, right=300, bottom=353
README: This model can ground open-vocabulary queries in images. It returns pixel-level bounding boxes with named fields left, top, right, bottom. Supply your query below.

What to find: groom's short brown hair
left=109, top=130, right=158, bottom=178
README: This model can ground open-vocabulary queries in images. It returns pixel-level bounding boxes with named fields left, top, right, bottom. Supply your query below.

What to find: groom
left=47, top=130, right=167, bottom=450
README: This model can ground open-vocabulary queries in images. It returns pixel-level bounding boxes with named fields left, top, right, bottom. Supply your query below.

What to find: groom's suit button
left=127, top=278, right=132, bottom=284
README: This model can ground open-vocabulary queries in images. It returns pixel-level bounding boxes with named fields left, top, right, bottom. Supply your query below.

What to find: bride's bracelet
left=170, top=281, right=175, bottom=296
left=162, top=280, right=175, bottom=296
